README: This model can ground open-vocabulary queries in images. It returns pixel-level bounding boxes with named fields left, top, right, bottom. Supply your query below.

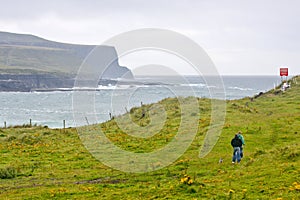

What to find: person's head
left=238, top=131, right=242, bottom=135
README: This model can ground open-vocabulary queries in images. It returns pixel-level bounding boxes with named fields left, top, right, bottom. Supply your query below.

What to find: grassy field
left=0, top=76, right=299, bottom=199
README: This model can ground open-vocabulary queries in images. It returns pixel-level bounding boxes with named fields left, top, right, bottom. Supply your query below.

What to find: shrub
left=21, top=135, right=41, bottom=145
left=7, top=136, right=17, bottom=142
left=0, top=166, right=18, bottom=179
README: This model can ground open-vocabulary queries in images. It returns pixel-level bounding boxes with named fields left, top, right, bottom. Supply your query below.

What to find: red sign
left=280, top=68, right=288, bottom=76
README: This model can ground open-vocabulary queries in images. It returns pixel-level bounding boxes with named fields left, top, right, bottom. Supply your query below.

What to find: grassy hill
left=0, top=31, right=133, bottom=91
left=0, top=31, right=94, bottom=74
left=0, top=76, right=299, bottom=199
left=0, top=31, right=130, bottom=75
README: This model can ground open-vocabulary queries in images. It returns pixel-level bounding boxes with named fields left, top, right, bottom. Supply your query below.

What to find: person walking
left=231, top=134, right=243, bottom=163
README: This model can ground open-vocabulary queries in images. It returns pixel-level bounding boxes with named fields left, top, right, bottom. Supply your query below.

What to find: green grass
left=0, top=31, right=92, bottom=75
left=0, top=76, right=299, bottom=199
left=0, top=46, right=80, bottom=74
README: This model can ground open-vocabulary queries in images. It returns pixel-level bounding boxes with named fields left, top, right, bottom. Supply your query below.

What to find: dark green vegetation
left=0, top=31, right=132, bottom=91
left=0, top=76, right=299, bottom=199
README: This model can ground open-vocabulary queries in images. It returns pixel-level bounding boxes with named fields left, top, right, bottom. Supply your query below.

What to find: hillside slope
left=0, top=31, right=132, bottom=91
left=0, top=76, right=299, bottom=199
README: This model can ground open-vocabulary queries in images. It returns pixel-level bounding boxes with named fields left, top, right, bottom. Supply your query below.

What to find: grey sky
left=0, top=0, right=299, bottom=75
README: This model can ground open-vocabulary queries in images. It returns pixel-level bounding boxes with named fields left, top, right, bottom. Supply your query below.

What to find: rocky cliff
left=0, top=31, right=133, bottom=91
left=0, top=73, right=73, bottom=92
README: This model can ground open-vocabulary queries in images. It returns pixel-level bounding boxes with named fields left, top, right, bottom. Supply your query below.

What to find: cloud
left=0, top=0, right=299, bottom=75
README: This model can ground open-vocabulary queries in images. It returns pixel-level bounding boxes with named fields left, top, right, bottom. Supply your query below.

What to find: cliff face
left=0, top=73, right=74, bottom=92
left=0, top=31, right=133, bottom=91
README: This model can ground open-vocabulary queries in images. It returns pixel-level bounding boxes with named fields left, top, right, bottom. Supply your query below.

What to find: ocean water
left=0, top=76, right=282, bottom=128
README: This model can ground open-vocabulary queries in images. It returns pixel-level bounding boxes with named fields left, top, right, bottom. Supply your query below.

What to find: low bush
left=0, top=166, right=18, bottom=179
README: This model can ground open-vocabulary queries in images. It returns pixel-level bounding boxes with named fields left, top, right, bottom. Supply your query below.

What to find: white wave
left=97, top=85, right=117, bottom=90
left=179, top=83, right=207, bottom=87
left=228, top=86, right=254, bottom=91
left=207, top=85, right=217, bottom=88
left=98, top=84, right=139, bottom=90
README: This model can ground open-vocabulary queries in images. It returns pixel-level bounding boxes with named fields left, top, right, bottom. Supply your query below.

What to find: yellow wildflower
left=228, top=189, right=235, bottom=193
left=180, top=174, right=193, bottom=185
left=292, top=182, right=298, bottom=185
left=58, top=187, right=67, bottom=193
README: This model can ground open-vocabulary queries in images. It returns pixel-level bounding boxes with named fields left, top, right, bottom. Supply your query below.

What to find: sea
left=0, top=76, right=284, bottom=128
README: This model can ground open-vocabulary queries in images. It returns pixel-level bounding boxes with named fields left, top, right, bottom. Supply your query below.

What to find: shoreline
left=0, top=76, right=297, bottom=128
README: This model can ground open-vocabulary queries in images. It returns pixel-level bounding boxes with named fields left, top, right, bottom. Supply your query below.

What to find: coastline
left=0, top=76, right=296, bottom=128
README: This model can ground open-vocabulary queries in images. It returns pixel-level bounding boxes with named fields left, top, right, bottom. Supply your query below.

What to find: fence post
left=4, top=121, right=6, bottom=129
left=30, top=119, right=32, bottom=127
left=63, top=120, right=66, bottom=129
left=85, top=117, right=89, bottom=125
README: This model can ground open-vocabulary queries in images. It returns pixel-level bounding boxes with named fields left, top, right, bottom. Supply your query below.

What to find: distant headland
left=0, top=31, right=133, bottom=92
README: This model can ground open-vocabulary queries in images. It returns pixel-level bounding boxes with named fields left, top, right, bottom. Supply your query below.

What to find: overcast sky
left=0, top=0, right=299, bottom=75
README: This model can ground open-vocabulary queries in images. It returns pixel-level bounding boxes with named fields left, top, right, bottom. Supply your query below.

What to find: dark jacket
left=231, top=135, right=242, bottom=147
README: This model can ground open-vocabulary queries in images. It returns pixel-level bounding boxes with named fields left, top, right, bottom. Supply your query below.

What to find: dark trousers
left=240, top=146, right=244, bottom=158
